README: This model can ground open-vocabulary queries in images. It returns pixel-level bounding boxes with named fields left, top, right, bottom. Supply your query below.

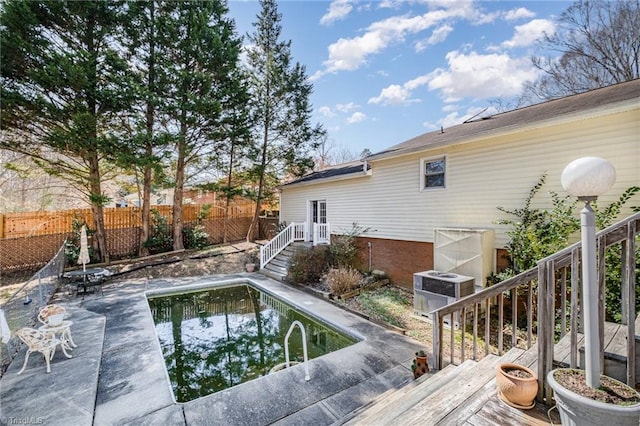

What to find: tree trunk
left=172, top=119, right=187, bottom=251
left=88, top=154, right=109, bottom=263
left=86, top=10, right=108, bottom=263
left=246, top=106, right=269, bottom=242
left=139, top=1, right=155, bottom=258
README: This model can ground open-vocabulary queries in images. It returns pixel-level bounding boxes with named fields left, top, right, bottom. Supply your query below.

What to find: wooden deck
left=554, top=319, right=639, bottom=385
left=338, top=313, right=640, bottom=425
left=340, top=347, right=561, bottom=425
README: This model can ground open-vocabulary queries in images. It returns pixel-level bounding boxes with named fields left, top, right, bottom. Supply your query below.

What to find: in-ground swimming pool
left=147, top=282, right=358, bottom=402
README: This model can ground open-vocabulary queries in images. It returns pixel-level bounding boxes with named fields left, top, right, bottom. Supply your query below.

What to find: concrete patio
left=0, top=272, right=427, bottom=425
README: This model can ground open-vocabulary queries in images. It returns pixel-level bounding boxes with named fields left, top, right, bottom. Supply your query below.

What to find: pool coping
left=1, top=273, right=427, bottom=425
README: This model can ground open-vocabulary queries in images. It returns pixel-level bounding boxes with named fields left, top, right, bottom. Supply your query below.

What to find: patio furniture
left=15, top=328, right=67, bottom=374
left=63, top=268, right=109, bottom=296
left=39, top=320, right=76, bottom=355
left=37, top=304, right=67, bottom=326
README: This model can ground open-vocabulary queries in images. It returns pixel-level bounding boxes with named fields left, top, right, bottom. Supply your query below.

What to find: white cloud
left=320, top=4, right=473, bottom=76
left=416, top=24, right=454, bottom=51
left=501, top=19, right=555, bottom=49
left=428, top=50, right=540, bottom=102
left=428, top=24, right=453, bottom=44
left=336, top=102, right=358, bottom=113
left=318, top=106, right=335, bottom=117
left=369, top=84, right=412, bottom=105
left=347, top=112, right=367, bottom=124
left=369, top=75, right=430, bottom=106
left=320, top=0, right=353, bottom=25
left=504, top=7, right=536, bottom=21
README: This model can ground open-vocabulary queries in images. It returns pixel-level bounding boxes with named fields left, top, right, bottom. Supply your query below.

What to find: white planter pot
left=547, top=369, right=640, bottom=426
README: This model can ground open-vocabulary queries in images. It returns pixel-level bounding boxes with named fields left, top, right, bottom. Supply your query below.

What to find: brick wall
left=354, top=236, right=434, bottom=291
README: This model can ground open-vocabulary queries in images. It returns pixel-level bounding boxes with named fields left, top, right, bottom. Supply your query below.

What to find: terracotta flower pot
left=496, top=363, right=538, bottom=409
left=413, top=352, right=429, bottom=379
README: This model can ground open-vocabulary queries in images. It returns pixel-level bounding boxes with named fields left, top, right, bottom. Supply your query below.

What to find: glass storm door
left=308, top=200, right=326, bottom=241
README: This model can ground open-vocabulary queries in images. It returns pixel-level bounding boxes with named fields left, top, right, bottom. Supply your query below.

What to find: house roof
left=368, top=79, right=640, bottom=161
left=282, top=79, right=639, bottom=187
left=280, top=161, right=370, bottom=188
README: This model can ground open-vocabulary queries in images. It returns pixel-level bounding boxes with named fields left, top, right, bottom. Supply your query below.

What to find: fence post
left=0, top=213, right=4, bottom=238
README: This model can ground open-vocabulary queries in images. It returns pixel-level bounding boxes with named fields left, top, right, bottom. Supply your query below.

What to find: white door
left=308, top=200, right=327, bottom=241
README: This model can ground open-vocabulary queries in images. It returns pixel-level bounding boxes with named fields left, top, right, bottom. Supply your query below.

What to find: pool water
left=147, top=284, right=357, bottom=402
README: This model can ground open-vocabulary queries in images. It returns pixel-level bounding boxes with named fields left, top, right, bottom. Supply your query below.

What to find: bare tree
left=523, top=0, right=639, bottom=103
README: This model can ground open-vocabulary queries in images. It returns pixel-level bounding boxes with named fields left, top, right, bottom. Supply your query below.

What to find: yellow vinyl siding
left=281, top=108, right=639, bottom=249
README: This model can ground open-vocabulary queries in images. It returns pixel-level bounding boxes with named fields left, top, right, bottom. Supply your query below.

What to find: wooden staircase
left=338, top=347, right=560, bottom=425
left=259, top=242, right=311, bottom=281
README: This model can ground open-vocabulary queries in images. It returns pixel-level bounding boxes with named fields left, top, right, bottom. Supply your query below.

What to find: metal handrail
left=284, top=320, right=310, bottom=381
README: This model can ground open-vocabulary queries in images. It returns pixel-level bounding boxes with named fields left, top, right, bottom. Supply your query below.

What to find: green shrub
left=144, top=209, right=173, bottom=253
left=327, top=267, right=362, bottom=295
left=287, top=245, right=330, bottom=284
left=330, top=222, right=372, bottom=269
left=183, top=224, right=209, bottom=249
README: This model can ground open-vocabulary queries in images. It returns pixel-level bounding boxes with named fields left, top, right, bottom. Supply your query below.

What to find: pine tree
left=157, top=0, right=247, bottom=251
left=119, top=1, right=175, bottom=256
left=1, top=0, right=132, bottom=262
left=244, top=0, right=326, bottom=241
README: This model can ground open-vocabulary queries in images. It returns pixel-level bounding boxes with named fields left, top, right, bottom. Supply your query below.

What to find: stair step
left=270, top=257, right=290, bottom=268
left=393, top=354, right=503, bottom=425
left=340, top=365, right=455, bottom=425
left=344, top=360, right=479, bottom=425
left=259, top=269, right=286, bottom=281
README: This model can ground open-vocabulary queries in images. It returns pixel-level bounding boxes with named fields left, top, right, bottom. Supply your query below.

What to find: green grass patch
left=357, top=287, right=411, bottom=328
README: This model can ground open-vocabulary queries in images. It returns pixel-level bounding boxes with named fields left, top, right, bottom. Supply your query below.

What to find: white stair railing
left=313, top=223, right=330, bottom=246
left=284, top=320, right=310, bottom=381
left=260, top=222, right=306, bottom=269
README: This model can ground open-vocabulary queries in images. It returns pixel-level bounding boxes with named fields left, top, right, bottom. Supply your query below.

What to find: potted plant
left=413, top=350, right=429, bottom=379
left=495, top=363, right=538, bottom=409
left=245, top=253, right=258, bottom=272
left=547, top=369, right=640, bottom=426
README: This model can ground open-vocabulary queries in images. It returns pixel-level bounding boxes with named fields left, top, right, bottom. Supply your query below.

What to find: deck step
left=337, top=366, right=453, bottom=425
left=343, top=359, right=484, bottom=425
left=392, top=354, right=504, bottom=425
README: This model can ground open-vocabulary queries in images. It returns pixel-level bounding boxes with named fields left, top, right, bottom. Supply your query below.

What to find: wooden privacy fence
left=0, top=199, right=264, bottom=273
left=0, top=200, right=256, bottom=238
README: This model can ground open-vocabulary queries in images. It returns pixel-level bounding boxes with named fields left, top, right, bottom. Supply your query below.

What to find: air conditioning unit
left=413, top=270, right=475, bottom=328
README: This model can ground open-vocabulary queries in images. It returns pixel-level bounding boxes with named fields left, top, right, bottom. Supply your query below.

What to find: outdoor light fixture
left=561, top=156, right=616, bottom=389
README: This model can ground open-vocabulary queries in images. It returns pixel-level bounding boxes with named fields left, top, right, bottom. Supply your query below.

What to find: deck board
left=344, top=320, right=636, bottom=425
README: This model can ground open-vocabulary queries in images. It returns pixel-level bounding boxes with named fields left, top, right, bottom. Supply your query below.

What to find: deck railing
left=431, top=212, right=639, bottom=402
left=259, top=222, right=305, bottom=269
left=313, top=223, right=330, bottom=245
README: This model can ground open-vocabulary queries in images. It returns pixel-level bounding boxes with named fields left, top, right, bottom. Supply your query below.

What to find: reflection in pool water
left=147, top=284, right=357, bottom=402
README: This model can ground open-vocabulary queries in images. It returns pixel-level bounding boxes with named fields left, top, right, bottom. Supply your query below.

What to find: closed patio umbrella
left=78, top=225, right=90, bottom=271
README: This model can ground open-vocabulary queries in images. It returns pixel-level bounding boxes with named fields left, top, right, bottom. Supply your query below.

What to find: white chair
left=15, top=327, right=61, bottom=374
left=37, top=304, right=66, bottom=326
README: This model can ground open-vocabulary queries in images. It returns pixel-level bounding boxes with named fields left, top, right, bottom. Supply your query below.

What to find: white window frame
left=420, top=155, right=446, bottom=191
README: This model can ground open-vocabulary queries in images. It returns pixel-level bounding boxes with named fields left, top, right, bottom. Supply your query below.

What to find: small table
left=39, top=320, right=75, bottom=358
left=63, top=268, right=109, bottom=296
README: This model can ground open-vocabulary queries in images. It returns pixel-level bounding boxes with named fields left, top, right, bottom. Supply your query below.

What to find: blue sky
left=228, top=0, right=571, bottom=157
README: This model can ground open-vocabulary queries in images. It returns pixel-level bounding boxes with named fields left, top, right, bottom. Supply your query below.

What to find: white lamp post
left=561, top=156, right=616, bottom=389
